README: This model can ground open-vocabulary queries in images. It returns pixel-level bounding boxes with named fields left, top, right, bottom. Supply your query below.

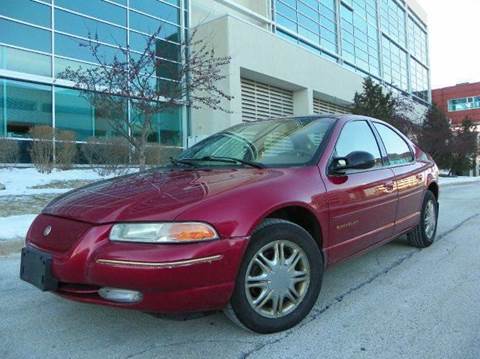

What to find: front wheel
left=225, top=219, right=323, bottom=334
left=408, top=190, right=438, bottom=248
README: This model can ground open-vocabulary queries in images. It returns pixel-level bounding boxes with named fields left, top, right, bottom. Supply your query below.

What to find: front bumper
left=24, top=216, right=249, bottom=313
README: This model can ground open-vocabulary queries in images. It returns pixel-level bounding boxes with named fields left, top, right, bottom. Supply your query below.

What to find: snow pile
left=0, top=214, right=37, bottom=241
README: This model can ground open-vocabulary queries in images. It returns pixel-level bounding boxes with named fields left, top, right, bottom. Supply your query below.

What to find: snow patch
left=0, top=168, right=114, bottom=197
left=439, top=176, right=480, bottom=186
left=0, top=214, right=37, bottom=241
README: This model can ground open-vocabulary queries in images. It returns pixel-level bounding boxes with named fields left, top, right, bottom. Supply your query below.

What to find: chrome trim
left=396, top=211, right=421, bottom=225
left=96, top=255, right=224, bottom=269
left=330, top=222, right=396, bottom=249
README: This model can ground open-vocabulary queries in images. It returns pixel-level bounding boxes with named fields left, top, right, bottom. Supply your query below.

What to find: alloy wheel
left=244, top=240, right=310, bottom=319
left=424, top=199, right=437, bottom=239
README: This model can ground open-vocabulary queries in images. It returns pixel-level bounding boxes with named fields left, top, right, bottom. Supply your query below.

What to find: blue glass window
left=0, top=81, right=4, bottom=136
left=379, top=0, right=405, bottom=46
left=129, top=33, right=180, bottom=62
left=448, top=97, right=480, bottom=112
left=0, top=45, right=51, bottom=77
left=130, top=0, right=180, bottom=24
left=129, top=11, right=180, bottom=43
left=55, top=87, right=128, bottom=139
left=407, top=15, right=428, bottom=65
left=0, top=18, right=51, bottom=52
left=2, top=79, right=52, bottom=137
left=0, top=0, right=51, bottom=28
left=55, top=33, right=125, bottom=64
left=275, top=0, right=337, bottom=55
left=410, top=58, right=428, bottom=101
left=55, top=9, right=127, bottom=47
left=55, top=87, right=94, bottom=140
left=55, top=0, right=127, bottom=26
left=132, top=106, right=183, bottom=145
left=382, top=36, right=408, bottom=91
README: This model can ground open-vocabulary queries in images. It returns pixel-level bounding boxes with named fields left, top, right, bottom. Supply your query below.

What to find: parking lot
left=1, top=182, right=479, bottom=359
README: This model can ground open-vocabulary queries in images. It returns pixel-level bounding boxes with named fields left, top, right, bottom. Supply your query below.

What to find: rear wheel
left=408, top=190, right=438, bottom=248
left=225, top=219, right=323, bottom=333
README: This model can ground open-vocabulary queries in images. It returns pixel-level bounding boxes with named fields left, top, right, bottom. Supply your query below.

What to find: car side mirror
left=330, top=151, right=376, bottom=174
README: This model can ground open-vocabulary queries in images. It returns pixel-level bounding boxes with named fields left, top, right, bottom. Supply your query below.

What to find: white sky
left=418, top=0, right=480, bottom=89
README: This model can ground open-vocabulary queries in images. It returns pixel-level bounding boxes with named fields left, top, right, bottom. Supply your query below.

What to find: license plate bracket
left=20, top=247, right=58, bottom=291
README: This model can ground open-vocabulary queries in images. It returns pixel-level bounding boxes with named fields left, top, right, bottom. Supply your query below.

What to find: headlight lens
left=109, top=222, right=219, bottom=243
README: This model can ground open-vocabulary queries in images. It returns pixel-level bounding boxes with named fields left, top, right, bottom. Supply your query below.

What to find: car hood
left=43, top=168, right=272, bottom=224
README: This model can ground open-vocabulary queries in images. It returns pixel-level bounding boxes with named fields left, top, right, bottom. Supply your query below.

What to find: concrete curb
left=440, top=180, right=480, bottom=187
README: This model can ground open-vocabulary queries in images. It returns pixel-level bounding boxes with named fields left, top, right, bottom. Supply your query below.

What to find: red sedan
left=20, top=115, right=439, bottom=333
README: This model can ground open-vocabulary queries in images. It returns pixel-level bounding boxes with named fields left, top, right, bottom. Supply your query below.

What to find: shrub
left=0, top=138, right=20, bottom=164
left=55, top=130, right=77, bottom=170
left=81, top=137, right=130, bottom=176
left=145, top=145, right=183, bottom=166
left=29, top=126, right=54, bottom=173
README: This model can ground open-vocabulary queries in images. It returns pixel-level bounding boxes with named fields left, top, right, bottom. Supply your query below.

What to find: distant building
left=432, top=82, right=480, bottom=127
left=432, top=82, right=480, bottom=176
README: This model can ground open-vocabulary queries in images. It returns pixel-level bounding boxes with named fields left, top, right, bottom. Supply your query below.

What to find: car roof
left=249, top=114, right=385, bottom=124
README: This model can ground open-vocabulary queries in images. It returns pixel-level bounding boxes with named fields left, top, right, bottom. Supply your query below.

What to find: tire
left=225, top=219, right=323, bottom=334
left=407, top=190, right=439, bottom=248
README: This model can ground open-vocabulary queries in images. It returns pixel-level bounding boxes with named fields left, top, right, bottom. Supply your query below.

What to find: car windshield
left=177, top=117, right=335, bottom=167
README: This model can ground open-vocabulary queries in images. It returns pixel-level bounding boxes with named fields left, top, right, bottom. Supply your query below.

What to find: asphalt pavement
left=1, top=182, right=479, bottom=359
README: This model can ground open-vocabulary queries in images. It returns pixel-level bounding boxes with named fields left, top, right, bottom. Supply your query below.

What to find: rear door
left=372, top=122, right=425, bottom=234
left=322, top=120, right=398, bottom=264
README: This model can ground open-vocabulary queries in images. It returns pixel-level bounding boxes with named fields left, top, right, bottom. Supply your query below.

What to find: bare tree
left=60, top=27, right=232, bottom=171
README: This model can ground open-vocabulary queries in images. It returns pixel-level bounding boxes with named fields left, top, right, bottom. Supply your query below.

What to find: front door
left=322, top=120, right=398, bottom=265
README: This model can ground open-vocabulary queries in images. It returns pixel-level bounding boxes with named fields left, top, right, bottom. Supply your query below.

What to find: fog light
left=98, top=287, right=143, bottom=303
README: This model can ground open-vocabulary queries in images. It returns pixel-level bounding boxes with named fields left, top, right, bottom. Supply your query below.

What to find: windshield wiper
left=169, top=157, right=197, bottom=167
left=204, top=156, right=265, bottom=169
left=174, top=156, right=265, bottom=169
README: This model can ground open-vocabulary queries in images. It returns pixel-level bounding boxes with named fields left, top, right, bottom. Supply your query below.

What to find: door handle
left=384, top=182, right=396, bottom=193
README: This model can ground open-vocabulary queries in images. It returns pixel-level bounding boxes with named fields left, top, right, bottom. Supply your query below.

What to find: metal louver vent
left=313, top=98, right=350, bottom=115
left=241, top=78, right=294, bottom=122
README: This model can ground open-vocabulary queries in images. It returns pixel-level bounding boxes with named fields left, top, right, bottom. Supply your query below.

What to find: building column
left=293, top=88, right=314, bottom=116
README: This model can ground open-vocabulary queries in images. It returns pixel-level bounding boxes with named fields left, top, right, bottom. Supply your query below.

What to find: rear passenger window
left=335, top=121, right=383, bottom=168
left=373, top=123, right=414, bottom=165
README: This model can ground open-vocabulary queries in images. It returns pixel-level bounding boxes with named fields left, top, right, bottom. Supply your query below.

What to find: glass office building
left=0, top=0, right=187, bottom=158
left=273, top=0, right=430, bottom=103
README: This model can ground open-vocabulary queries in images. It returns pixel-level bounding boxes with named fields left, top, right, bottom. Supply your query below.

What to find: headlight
left=109, top=222, right=219, bottom=243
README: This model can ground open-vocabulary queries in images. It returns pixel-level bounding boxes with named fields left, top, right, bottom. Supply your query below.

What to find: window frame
left=371, top=120, right=415, bottom=168
left=326, top=118, right=387, bottom=175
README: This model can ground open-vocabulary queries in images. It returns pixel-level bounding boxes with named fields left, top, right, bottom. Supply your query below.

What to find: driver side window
left=335, top=121, right=383, bottom=169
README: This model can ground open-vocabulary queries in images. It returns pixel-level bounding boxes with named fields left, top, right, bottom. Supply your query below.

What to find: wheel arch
left=427, top=181, right=439, bottom=201
left=250, top=204, right=325, bottom=263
